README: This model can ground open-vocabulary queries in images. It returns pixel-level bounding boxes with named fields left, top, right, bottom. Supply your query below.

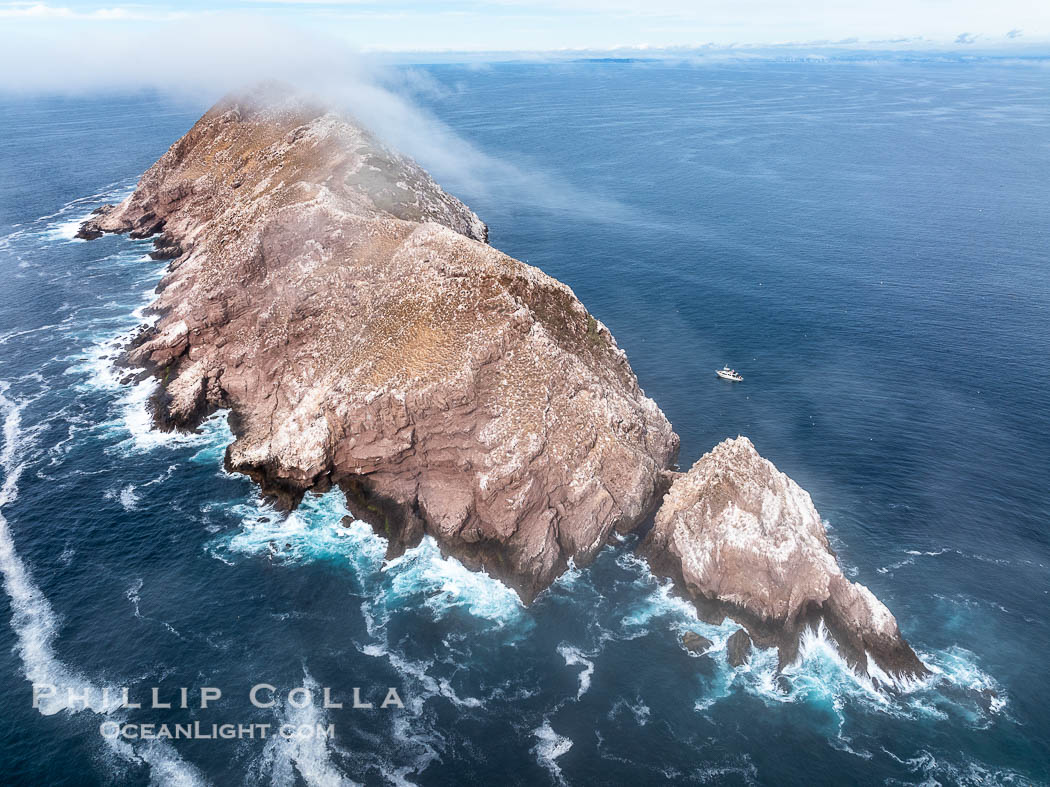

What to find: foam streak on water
left=0, top=384, right=207, bottom=784
left=557, top=644, right=595, bottom=700
left=531, top=720, right=573, bottom=785
left=254, top=671, right=360, bottom=787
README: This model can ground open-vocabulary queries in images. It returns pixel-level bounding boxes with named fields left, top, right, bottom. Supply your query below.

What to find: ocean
left=0, top=61, right=1048, bottom=785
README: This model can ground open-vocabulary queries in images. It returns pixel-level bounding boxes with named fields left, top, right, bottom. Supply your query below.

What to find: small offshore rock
left=642, top=436, right=928, bottom=680
left=681, top=631, right=713, bottom=654
left=727, top=629, right=752, bottom=667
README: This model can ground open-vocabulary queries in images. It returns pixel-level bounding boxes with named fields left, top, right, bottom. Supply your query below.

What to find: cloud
left=0, top=12, right=343, bottom=93
left=0, top=2, right=184, bottom=20
left=1, top=3, right=1047, bottom=232
left=1007, top=28, right=1023, bottom=39
left=955, top=32, right=977, bottom=44
left=3, top=1, right=1050, bottom=52
left=0, top=10, right=631, bottom=223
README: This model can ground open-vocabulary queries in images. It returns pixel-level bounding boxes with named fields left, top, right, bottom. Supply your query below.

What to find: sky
left=1, top=0, right=1048, bottom=56
left=1, top=0, right=1048, bottom=98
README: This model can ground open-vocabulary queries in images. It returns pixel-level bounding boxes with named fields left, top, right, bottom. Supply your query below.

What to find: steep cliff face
left=643, top=437, right=928, bottom=681
left=82, top=85, right=680, bottom=601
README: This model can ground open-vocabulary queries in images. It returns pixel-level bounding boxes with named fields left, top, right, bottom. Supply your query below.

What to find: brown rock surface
left=83, top=85, right=680, bottom=601
left=82, top=87, right=930, bottom=676
left=726, top=628, right=752, bottom=667
left=681, top=631, right=713, bottom=655
left=643, top=437, right=929, bottom=681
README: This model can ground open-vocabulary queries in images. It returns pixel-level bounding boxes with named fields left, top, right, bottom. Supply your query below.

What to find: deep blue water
left=1, top=62, right=1048, bottom=785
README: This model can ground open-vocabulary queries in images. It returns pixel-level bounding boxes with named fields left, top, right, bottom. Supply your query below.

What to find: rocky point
left=642, top=437, right=929, bottom=681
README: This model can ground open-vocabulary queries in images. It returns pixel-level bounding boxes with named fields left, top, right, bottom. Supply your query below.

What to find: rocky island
left=644, top=437, right=929, bottom=680
left=81, top=85, right=927, bottom=682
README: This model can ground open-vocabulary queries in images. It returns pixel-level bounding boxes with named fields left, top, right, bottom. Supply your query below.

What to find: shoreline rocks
left=74, top=204, right=113, bottom=240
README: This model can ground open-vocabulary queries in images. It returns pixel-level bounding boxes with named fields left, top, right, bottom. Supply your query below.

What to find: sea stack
left=80, top=84, right=679, bottom=602
left=643, top=437, right=929, bottom=681
left=81, top=86, right=927, bottom=681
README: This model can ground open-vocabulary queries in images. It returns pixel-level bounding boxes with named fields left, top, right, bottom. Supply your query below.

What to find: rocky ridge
left=643, top=437, right=929, bottom=681
left=81, top=86, right=927, bottom=680
left=81, top=85, right=678, bottom=602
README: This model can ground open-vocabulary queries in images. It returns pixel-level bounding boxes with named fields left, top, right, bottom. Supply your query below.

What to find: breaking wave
left=384, top=536, right=525, bottom=627
left=591, top=547, right=1006, bottom=730
left=209, top=482, right=527, bottom=632
left=102, top=381, right=232, bottom=457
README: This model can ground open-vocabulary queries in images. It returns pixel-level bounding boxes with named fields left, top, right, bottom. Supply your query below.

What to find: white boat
left=716, top=365, right=743, bottom=382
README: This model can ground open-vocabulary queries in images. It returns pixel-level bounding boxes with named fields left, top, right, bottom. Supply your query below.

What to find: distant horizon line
left=2, top=35, right=1048, bottom=98
left=368, top=44, right=1050, bottom=64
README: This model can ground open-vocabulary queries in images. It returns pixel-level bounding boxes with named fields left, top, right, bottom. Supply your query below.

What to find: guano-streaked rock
left=643, top=437, right=928, bottom=681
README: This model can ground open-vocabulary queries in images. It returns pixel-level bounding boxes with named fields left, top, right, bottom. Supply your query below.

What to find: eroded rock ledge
left=81, top=85, right=927, bottom=679
left=642, top=437, right=929, bottom=681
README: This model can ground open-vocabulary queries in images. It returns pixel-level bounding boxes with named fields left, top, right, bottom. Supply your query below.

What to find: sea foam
left=557, top=644, right=595, bottom=700
left=531, top=720, right=573, bottom=785
left=254, top=670, right=359, bottom=787
left=0, top=385, right=207, bottom=783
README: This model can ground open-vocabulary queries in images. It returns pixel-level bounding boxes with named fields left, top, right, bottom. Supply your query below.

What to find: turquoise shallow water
left=0, top=62, right=1048, bottom=784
